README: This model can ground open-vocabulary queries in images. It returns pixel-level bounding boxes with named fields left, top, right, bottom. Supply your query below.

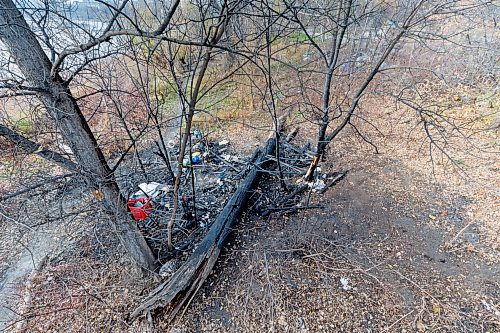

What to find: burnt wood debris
left=123, top=125, right=347, bottom=322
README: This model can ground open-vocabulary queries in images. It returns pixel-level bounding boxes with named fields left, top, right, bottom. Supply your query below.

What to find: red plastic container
left=127, top=197, right=152, bottom=221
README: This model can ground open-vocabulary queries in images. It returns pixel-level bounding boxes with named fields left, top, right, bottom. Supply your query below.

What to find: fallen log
left=129, top=135, right=278, bottom=323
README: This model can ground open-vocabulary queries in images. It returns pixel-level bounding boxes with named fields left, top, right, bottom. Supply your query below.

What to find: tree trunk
left=167, top=12, right=228, bottom=250
left=0, top=0, right=155, bottom=270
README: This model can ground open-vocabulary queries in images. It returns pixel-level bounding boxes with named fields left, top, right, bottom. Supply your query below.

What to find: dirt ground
left=162, top=145, right=498, bottom=332
left=161, top=103, right=499, bottom=332
left=1, top=99, right=498, bottom=332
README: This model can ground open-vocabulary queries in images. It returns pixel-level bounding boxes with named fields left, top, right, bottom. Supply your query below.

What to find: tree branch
left=0, top=124, right=78, bottom=172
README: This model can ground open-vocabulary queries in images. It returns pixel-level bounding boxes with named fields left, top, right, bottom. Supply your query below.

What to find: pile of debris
left=125, top=137, right=260, bottom=262
left=122, top=127, right=347, bottom=323
left=124, top=129, right=346, bottom=264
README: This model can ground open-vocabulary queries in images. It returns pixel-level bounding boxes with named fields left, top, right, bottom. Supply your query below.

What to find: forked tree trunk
left=0, top=0, right=155, bottom=270
left=303, top=0, right=414, bottom=181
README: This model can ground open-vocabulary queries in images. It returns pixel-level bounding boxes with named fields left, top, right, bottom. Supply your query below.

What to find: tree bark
left=0, top=0, right=155, bottom=270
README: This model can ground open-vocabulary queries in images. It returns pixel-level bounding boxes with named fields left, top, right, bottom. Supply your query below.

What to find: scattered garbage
left=183, top=151, right=203, bottom=166
left=167, top=140, right=175, bottom=149
left=193, top=128, right=203, bottom=140
left=179, top=130, right=207, bottom=166
left=192, top=142, right=203, bottom=152
left=120, top=135, right=260, bottom=261
left=127, top=182, right=170, bottom=221
left=297, top=317, right=307, bottom=330
left=309, top=178, right=326, bottom=191
left=221, top=154, right=240, bottom=162
left=138, top=182, right=169, bottom=198
left=303, top=51, right=316, bottom=61
left=127, top=196, right=152, bottom=221
left=481, top=300, right=492, bottom=311
left=182, top=152, right=203, bottom=167
left=191, top=151, right=202, bottom=164
left=121, top=131, right=324, bottom=268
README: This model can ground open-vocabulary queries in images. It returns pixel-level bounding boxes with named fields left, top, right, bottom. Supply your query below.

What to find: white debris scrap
left=481, top=300, right=492, bottom=311
left=219, top=139, right=229, bottom=146
left=309, top=179, right=326, bottom=191
left=137, top=182, right=169, bottom=198
left=340, top=276, right=352, bottom=291
left=222, top=154, right=239, bottom=162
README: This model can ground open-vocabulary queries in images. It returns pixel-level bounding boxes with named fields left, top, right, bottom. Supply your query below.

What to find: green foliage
left=197, top=82, right=242, bottom=112
left=15, top=117, right=33, bottom=133
left=289, top=31, right=309, bottom=42
left=152, top=79, right=177, bottom=106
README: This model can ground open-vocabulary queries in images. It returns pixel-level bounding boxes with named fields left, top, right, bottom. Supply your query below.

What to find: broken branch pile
left=124, top=140, right=257, bottom=261
left=129, top=135, right=277, bottom=322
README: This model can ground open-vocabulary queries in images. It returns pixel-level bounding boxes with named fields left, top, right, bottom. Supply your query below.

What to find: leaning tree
left=0, top=0, right=185, bottom=270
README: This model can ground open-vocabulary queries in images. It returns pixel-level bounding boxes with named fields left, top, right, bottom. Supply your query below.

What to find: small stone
left=159, top=259, right=181, bottom=278
left=278, top=316, right=287, bottom=326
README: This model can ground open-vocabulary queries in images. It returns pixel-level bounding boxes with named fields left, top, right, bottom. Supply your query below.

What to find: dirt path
left=0, top=193, right=84, bottom=333
left=0, top=222, right=66, bottom=331
left=0, top=96, right=183, bottom=331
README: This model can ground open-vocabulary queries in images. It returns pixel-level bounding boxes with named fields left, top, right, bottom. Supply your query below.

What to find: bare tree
left=0, top=0, right=182, bottom=270
left=268, top=0, right=495, bottom=180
